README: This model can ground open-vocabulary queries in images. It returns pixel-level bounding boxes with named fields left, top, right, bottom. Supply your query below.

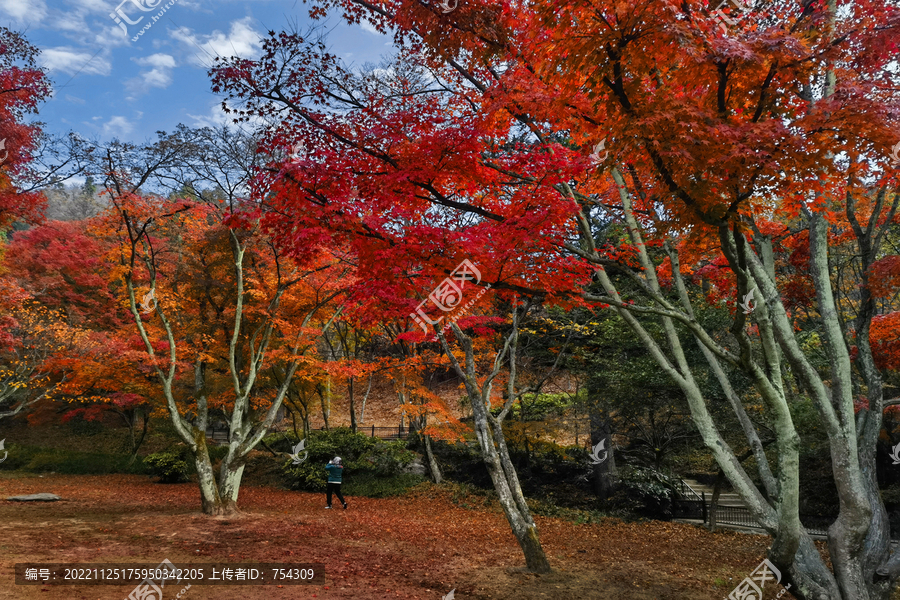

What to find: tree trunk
left=359, top=374, right=373, bottom=425
left=289, top=405, right=300, bottom=439
left=439, top=321, right=552, bottom=574
left=319, top=380, right=330, bottom=431
left=589, top=404, right=617, bottom=500
left=191, top=431, right=229, bottom=515
left=128, top=410, right=149, bottom=465
left=217, top=456, right=245, bottom=515
left=480, top=416, right=551, bottom=573
left=423, top=434, right=442, bottom=484
left=348, top=376, right=357, bottom=433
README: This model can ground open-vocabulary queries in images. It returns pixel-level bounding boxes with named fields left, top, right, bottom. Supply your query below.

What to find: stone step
left=679, top=479, right=749, bottom=508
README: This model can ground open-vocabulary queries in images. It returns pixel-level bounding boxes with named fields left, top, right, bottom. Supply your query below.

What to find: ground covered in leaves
left=0, top=474, right=795, bottom=600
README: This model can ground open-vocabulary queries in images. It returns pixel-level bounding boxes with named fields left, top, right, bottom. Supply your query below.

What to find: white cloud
left=371, top=67, right=395, bottom=79
left=64, top=94, right=86, bottom=104
left=124, top=53, right=176, bottom=99
left=15, top=0, right=123, bottom=49
left=187, top=102, right=270, bottom=135
left=170, top=17, right=262, bottom=67
left=81, top=0, right=111, bottom=10
left=92, top=23, right=135, bottom=48
left=359, top=20, right=380, bottom=36
left=0, top=0, right=47, bottom=23
left=186, top=104, right=230, bottom=129
left=40, top=47, right=111, bottom=76
left=135, top=53, right=176, bottom=69
left=102, top=115, right=136, bottom=138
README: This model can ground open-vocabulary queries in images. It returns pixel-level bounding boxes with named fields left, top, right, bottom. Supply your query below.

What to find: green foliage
left=140, top=443, right=228, bottom=483
left=797, top=330, right=830, bottom=374
left=784, top=394, right=840, bottom=516
left=445, top=481, right=498, bottom=510
left=611, top=466, right=678, bottom=518
left=0, top=442, right=147, bottom=475
left=620, top=466, right=677, bottom=499
left=69, top=418, right=106, bottom=436
left=527, top=497, right=616, bottom=524
left=275, top=428, right=416, bottom=494
left=882, top=485, right=900, bottom=506
left=207, top=444, right=229, bottom=464
left=510, top=438, right=589, bottom=480
left=520, top=306, right=700, bottom=472
left=428, top=439, right=491, bottom=488
left=669, top=446, right=718, bottom=476
left=492, top=392, right=578, bottom=421
left=430, top=436, right=601, bottom=506
left=344, top=473, right=425, bottom=497
left=789, top=394, right=825, bottom=442
left=144, top=451, right=191, bottom=483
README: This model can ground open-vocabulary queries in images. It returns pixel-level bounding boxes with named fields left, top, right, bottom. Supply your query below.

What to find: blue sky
left=1, top=0, right=392, bottom=143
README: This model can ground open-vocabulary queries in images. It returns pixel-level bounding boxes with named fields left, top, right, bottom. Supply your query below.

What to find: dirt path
left=0, top=474, right=793, bottom=600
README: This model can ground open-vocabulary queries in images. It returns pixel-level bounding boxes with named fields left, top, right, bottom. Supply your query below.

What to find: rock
left=6, top=493, right=61, bottom=502
left=404, top=458, right=427, bottom=476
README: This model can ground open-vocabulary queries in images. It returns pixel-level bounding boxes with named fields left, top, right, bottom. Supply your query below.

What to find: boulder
left=6, top=493, right=61, bottom=502
left=404, top=458, right=427, bottom=476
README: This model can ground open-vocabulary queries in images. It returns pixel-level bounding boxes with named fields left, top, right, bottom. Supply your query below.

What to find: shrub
left=144, top=451, right=191, bottom=483
left=427, top=439, right=491, bottom=488
left=278, top=428, right=415, bottom=494
left=611, top=465, right=678, bottom=518
left=513, top=438, right=587, bottom=478
left=0, top=443, right=147, bottom=475
left=207, top=444, right=229, bottom=464
left=367, top=441, right=416, bottom=477
left=490, top=392, right=577, bottom=421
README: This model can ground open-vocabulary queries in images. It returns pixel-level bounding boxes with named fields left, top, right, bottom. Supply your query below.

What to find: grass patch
left=343, top=472, right=426, bottom=498
left=527, top=497, right=622, bottom=525
left=425, top=480, right=627, bottom=525
left=441, top=481, right=499, bottom=510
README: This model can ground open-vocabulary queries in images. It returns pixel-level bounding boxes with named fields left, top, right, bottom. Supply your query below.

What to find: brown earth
left=306, top=373, right=593, bottom=449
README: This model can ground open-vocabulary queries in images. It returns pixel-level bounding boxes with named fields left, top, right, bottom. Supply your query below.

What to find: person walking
left=325, top=456, right=347, bottom=509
